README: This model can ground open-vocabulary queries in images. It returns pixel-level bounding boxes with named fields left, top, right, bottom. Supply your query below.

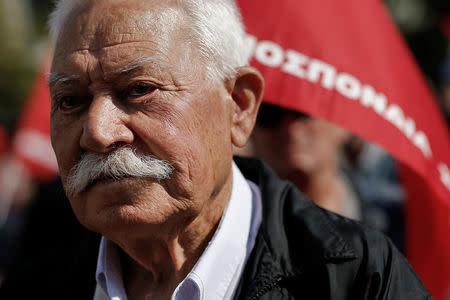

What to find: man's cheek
left=51, top=134, right=76, bottom=179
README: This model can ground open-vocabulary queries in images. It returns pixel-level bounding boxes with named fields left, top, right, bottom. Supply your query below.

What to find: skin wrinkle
left=66, top=2, right=178, bottom=57
left=97, top=57, right=106, bottom=85
left=51, top=3, right=199, bottom=84
left=109, top=56, right=166, bottom=76
left=126, top=181, right=185, bottom=224
left=51, top=52, right=183, bottom=91
left=126, top=93, right=200, bottom=203
left=53, top=37, right=166, bottom=59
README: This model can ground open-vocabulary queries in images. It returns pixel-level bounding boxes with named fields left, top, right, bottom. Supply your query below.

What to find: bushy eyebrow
left=47, top=73, right=80, bottom=87
left=47, top=56, right=169, bottom=87
left=105, top=56, right=169, bottom=77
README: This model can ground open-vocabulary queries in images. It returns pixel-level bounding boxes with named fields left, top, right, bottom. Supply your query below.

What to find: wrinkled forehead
left=53, top=0, right=188, bottom=58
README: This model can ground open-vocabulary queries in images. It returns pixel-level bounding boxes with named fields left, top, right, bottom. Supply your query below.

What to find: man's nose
left=80, top=95, right=134, bottom=153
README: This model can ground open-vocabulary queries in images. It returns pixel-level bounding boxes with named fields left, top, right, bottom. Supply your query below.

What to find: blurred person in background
left=0, top=148, right=36, bottom=283
left=0, top=176, right=99, bottom=294
left=239, top=103, right=405, bottom=251
left=251, top=103, right=359, bottom=219
left=343, top=137, right=405, bottom=252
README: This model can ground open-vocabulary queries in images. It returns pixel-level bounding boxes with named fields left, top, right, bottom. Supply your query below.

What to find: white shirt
left=94, top=162, right=262, bottom=300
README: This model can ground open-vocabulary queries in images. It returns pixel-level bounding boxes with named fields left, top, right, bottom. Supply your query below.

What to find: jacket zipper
left=249, top=276, right=283, bottom=300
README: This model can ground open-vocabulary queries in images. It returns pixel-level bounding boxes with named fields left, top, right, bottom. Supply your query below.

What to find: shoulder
left=284, top=195, right=432, bottom=299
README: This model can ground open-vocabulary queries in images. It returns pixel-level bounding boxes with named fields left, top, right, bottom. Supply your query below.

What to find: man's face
left=252, top=105, right=348, bottom=181
left=50, top=0, right=235, bottom=238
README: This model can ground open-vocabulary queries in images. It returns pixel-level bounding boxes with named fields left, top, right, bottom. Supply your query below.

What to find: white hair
left=66, top=147, right=174, bottom=196
left=48, top=0, right=248, bottom=80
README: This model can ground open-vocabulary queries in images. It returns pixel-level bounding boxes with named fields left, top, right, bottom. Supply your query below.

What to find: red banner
left=12, top=51, right=58, bottom=182
left=237, top=0, right=450, bottom=298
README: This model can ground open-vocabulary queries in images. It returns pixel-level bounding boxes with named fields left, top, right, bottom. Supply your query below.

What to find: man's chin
left=74, top=201, right=159, bottom=238
left=68, top=179, right=176, bottom=237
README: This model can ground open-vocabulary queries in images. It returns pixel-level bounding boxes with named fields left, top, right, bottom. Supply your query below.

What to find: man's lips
left=86, top=175, right=135, bottom=190
left=80, top=174, right=163, bottom=194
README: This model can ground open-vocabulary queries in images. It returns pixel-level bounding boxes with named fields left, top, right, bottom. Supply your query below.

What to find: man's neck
left=112, top=174, right=233, bottom=300
left=120, top=245, right=186, bottom=300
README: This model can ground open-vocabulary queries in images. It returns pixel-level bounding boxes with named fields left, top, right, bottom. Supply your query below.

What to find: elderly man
left=0, top=0, right=431, bottom=299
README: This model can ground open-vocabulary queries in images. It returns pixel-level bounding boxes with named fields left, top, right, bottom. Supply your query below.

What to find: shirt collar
left=95, top=162, right=261, bottom=300
left=172, top=161, right=257, bottom=300
left=95, top=231, right=126, bottom=300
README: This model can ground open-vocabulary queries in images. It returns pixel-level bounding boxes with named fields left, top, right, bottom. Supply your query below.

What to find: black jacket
left=233, top=157, right=432, bottom=299
left=0, top=157, right=432, bottom=299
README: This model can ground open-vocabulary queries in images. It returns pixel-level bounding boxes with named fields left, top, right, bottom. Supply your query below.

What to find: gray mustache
left=66, top=147, right=174, bottom=195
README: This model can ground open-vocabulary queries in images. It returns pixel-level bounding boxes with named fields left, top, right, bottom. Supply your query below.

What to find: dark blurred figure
left=252, top=103, right=359, bottom=219
left=0, top=178, right=100, bottom=298
left=248, top=103, right=404, bottom=251
left=343, top=137, right=405, bottom=252
left=0, top=156, right=35, bottom=281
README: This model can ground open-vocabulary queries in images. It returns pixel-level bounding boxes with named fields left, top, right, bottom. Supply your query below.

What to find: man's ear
left=230, top=66, right=264, bottom=147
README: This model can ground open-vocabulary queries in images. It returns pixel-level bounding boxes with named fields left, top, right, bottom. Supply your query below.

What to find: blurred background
left=0, top=0, right=51, bottom=129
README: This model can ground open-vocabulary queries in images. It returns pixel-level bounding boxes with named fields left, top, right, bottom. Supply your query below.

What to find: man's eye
left=128, top=83, right=156, bottom=97
left=58, top=96, right=82, bottom=111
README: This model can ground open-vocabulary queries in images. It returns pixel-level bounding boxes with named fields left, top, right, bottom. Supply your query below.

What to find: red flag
left=237, top=0, right=450, bottom=298
left=11, top=51, right=58, bottom=182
